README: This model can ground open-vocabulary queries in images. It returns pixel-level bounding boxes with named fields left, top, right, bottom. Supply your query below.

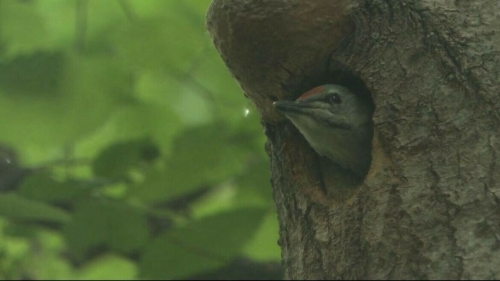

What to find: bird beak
left=273, top=100, right=311, bottom=114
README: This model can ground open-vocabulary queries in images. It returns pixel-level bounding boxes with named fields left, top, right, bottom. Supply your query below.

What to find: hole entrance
left=291, top=69, right=375, bottom=200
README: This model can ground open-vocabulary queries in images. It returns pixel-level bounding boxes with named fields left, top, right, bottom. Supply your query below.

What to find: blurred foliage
left=0, top=0, right=281, bottom=279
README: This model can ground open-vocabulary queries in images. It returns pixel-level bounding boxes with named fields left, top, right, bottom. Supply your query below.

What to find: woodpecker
left=273, top=84, right=373, bottom=178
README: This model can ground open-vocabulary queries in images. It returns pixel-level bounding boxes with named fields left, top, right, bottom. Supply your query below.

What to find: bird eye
left=329, top=93, right=341, bottom=104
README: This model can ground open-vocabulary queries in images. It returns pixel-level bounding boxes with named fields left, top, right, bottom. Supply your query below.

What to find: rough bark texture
left=207, top=0, right=500, bottom=279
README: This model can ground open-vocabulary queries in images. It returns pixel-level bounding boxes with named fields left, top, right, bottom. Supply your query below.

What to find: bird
left=273, top=84, right=373, bottom=180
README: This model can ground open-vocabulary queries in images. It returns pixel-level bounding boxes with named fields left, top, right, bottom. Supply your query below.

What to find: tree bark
left=206, top=0, right=500, bottom=279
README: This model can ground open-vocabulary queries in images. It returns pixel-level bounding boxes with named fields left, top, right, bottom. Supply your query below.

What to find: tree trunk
left=206, top=0, right=500, bottom=279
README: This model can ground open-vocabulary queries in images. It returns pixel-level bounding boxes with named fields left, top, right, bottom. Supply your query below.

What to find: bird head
left=273, top=84, right=373, bottom=177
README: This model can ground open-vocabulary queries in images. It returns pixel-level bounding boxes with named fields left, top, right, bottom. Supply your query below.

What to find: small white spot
left=244, top=108, right=250, bottom=117
left=5, top=158, right=10, bottom=164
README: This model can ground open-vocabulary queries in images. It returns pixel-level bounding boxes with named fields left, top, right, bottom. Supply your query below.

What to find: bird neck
left=296, top=120, right=372, bottom=177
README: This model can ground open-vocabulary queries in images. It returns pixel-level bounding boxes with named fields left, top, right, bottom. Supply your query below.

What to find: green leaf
left=128, top=124, right=249, bottom=203
left=242, top=211, right=281, bottom=261
left=92, top=138, right=159, bottom=181
left=0, top=53, right=130, bottom=148
left=192, top=50, right=246, bottom=122
left=234, top=158, right=274, bottom=207
left=108, top=102, right=182, bottom=152
left=139, top=207, right=267, bottom=279
left=75, top=254, right=137, bottom=280
left=0, top=52, right=63, bottom=96
left=135, top=71, right=213, bottom=126
left=23, top=230, right=74, bottom=279
left=0, top=194, right=69, bottom=223
left=64, top=200, right=148, bottom=259
left=0, top=0, right=50, bottom=57
left=19, top=173, right=90, bottom=203
left=73, top=97, right=182, bottom=163
left=112, top=15, right=207, bottom=72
